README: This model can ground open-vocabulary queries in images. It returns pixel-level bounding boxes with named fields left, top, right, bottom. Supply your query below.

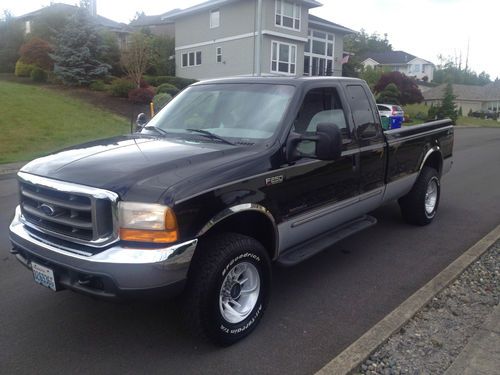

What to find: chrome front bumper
left=9, top=206, right=197, bottom=297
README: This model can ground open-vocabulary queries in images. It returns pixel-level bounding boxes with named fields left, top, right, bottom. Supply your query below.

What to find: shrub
left=415, top=112, right=427, bottom=120
left=143, top=75, right=197, bottom=90
left=128, top=87, right=155, bottom=104
left=15, top=60, right=37, bottom=77
left=110, top=78, right=135, bottom=97
left=30, top=67, right=48, bottom=82
left=153, top=93, right=172, bottom=112
left=89, top=80, right=107, bottom=91
left=156, top=83, right=179, bottom=96
left=47, top=71, right=63, bottom=85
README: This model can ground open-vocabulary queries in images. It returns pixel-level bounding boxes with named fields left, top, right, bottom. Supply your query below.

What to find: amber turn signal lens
left=120, top=228, right=178, bottom=243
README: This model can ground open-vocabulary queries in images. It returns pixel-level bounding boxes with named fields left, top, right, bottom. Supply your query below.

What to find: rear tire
left=183, top=233, right=271, bottom=346
left=399, top=167, right=440, bottom=226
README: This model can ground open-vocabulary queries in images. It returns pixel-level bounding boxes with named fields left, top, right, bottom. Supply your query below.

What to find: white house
left=361, top=51, right=435, bottom=82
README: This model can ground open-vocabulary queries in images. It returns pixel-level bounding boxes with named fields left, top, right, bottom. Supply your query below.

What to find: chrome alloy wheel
left=425, top=178, right=439, bottom=215
left=219, top=261, right=260, bottom=324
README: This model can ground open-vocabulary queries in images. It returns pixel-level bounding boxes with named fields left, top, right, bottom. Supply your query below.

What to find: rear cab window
left=346, top=85, right=381, bottom=140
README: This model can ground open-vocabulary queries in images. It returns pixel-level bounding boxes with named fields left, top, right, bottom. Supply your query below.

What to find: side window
left=346, top=85, right=378, bottom=139
left=294, top=87, right=349, bottom=154
left=294, top=87, right=348, bottom=136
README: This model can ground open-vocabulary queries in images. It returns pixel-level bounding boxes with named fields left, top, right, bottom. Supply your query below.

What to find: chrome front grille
left=18, top=172, right=119, bottom=247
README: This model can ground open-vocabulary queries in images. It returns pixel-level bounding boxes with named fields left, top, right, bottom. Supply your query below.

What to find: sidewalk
left=445, top=303, right=500, bottom=375
left=0, top=162, right=25, bottom=176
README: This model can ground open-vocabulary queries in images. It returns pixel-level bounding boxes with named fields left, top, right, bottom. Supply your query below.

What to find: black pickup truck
left=9, top=77, right=453, bottom=345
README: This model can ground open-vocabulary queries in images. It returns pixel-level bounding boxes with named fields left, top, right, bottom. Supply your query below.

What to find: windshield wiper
left=143, top=125, right=169, bottom=136
left=185, top=129, right=235, bottom=145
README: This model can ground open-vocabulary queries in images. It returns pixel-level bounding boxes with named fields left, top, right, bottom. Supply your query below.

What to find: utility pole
left=465, top=38, right=470, bottom=72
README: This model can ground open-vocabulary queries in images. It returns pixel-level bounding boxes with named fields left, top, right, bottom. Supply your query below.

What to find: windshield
left=146, top=83, right=295, bottom=143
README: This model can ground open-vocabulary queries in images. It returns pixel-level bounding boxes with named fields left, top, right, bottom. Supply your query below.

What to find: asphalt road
left=1, top=128, right=499, bottom=375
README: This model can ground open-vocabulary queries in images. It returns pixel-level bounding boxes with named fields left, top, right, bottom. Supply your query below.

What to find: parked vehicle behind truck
left=9, top=77, right=453, bottom=345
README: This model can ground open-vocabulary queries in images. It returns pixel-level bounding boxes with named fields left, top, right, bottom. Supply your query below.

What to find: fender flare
left=419, top=146, right=443, bottom=175
left=196, top=203, right=279, bottom=259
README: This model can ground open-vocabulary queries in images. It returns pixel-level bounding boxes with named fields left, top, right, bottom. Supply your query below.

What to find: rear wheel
left=399, top=167, right=440, bottom=226
left=183, top=233, right=271, bottom=346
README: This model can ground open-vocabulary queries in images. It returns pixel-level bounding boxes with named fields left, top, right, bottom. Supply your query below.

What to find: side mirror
left=286, top=123, right=342, bottom=162
left=136, top=113, right=148, bottom=131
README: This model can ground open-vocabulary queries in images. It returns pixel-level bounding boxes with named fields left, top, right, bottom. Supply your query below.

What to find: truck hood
left=21, top=135, right=269, bottom=203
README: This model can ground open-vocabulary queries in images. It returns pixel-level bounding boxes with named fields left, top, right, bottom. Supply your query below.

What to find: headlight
left=118, top=202, right=178, bottom=243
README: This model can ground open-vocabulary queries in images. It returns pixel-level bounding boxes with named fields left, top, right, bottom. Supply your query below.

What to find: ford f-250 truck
left=9, top=77, right=453, bottom=345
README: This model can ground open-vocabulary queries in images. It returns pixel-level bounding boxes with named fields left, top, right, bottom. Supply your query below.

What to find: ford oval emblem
left=40, top=203, right=56, bottom=217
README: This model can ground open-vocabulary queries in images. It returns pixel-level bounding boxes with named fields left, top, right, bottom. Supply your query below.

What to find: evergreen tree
left=0, top=11, right=25, bottom=73
left=50, top=9, right=110, bottom=86
left=377, top=83, right=400, bottom=104
left=437, top=83, right=457, bottom=124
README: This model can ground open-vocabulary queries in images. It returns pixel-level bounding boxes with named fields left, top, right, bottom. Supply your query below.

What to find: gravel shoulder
left=357, top=240, right=499, bottom=375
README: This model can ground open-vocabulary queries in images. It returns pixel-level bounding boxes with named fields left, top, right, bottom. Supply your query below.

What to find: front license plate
left=32, top=262, right=57, bottom=291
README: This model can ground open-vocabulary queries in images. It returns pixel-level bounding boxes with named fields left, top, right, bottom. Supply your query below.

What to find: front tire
left=399, top=167, right=440, bottom=226
left=184, top=233, right=271, bottom=346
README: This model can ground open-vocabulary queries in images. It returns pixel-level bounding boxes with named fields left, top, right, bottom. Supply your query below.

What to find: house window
left=216, top=47, right=222, bottom=63
left=25, top=20, right=31, bottom=34
left=210, top=10, right=220, bottom=28
left=271, top=41, right=296, bottom=75
left=304, top=29, right=335, bottom=76
left=182, top=51, right=202, bottom=67
left=275, top=0, right=301, bottom=30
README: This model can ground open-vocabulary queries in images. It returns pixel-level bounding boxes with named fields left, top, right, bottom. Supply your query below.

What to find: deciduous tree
left=19, top=37, right=54, bottom=70
left=121, top=32, right=153, bottom=88
left=374, top=71, right=423, bottom=105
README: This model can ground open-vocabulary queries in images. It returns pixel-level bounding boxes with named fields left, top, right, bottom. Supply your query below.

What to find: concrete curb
left=316, top=223, right=500, bottom=375
left=0, top=162, right=24, bottom=176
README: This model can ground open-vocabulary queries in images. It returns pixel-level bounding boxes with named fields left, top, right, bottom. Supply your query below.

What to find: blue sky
left=2, top=0, right=498, bottom=79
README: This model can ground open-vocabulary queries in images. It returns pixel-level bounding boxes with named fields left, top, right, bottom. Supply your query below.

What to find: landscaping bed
left=357, top=241, right=499, bottom=375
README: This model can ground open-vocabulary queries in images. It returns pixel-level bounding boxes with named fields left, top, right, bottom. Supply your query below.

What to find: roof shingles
left=423, top=83, right=500, bottom=101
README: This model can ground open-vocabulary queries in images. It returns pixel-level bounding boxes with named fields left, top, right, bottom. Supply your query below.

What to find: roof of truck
left=192, top=76, right=365, bottom=86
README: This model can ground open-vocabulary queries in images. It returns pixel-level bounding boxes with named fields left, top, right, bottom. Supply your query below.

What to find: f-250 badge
left=265, top=175, right=284, bottom=186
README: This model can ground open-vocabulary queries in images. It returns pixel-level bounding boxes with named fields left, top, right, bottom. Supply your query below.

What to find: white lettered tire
left=183, top=233, right=271, bottom=346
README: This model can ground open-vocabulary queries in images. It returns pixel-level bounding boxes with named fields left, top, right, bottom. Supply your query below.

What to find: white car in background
left=377, top=104, right=404, bottom=119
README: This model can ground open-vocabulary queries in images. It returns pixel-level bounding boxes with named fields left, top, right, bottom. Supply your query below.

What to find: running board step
left=277, top=215, right=377, bottom=267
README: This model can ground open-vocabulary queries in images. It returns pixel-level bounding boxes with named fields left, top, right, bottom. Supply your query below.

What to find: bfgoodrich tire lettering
left=399, top=167, right=441, bottom=226
left=184, top=233, right=271, bottom=346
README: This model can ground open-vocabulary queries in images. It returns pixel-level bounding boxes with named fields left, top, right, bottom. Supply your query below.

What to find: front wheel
left=183, top=233, right=271, bottom=346
left=399, top=167, right=441, bottom=226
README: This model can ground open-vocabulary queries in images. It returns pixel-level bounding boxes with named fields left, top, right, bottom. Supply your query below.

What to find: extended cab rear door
left=344, top=84, right=387, bottom=201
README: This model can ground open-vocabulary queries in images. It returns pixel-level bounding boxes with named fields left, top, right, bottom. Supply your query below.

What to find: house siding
left=175, top=1, right=256, bottom=47
left=173, top=0, right=350, bottom=80
left=176, top=37, right=255, bottom=80
left=175, top=0, right=257, bottom=79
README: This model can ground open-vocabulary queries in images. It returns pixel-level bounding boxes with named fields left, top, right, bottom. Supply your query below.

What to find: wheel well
left=199, top=211, right=278, bottom=260
left=422, top=151, right=443, bottom=176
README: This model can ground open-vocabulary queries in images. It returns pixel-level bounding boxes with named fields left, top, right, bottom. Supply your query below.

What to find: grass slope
left=0, top=81, right=129, bottom=164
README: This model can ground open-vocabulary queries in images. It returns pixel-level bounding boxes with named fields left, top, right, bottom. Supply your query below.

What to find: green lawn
left=0, top=81, right=129, bottom=164
left=456, top=116, right=500, bottom=127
